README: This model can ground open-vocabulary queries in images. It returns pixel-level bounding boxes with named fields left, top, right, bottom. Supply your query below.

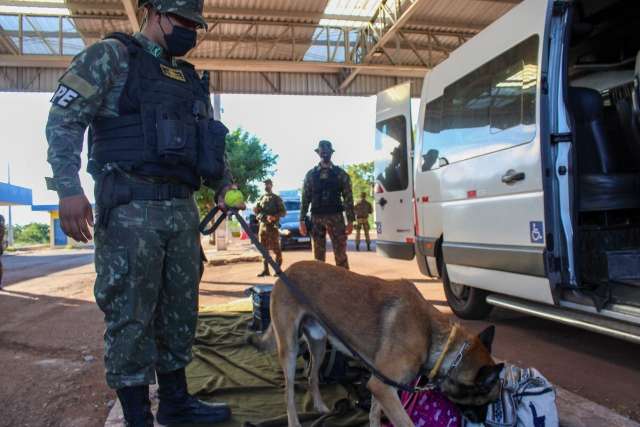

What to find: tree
left=345, top=161, right=374, bottom=198
left=195, top=128, right=278, bottom=217
left=345, top=161, right=375, bottom=226
left=14, top=223, right=49, bottom=244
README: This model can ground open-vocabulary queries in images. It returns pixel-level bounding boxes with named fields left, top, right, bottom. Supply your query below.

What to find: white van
left=375, top=0, right=640, bottom=343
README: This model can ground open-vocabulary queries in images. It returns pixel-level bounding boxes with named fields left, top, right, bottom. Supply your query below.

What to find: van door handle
left=501, top=170, right=526, bottom=184
left=379, top=197, right=387, bottom=207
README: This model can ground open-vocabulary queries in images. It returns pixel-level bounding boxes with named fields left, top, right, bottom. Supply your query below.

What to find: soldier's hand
left=345, top=223, right=354, bottom=235
left=299, top=221, right=308, bottom=236
left=267, top=215, right=277, bottom=223
left=59, top=194, right=93, bottom=243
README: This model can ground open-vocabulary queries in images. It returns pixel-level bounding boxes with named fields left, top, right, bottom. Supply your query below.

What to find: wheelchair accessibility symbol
left=530, top=221, right=544, bottom=244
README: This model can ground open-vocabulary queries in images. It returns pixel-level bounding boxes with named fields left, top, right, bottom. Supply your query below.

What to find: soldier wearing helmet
left=45, top=0, right=236, bottom=424
left=299, top=140, right=355, bottom=269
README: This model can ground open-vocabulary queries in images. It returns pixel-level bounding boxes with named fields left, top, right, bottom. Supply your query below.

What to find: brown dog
left=250, top=260, right=503, bottom=427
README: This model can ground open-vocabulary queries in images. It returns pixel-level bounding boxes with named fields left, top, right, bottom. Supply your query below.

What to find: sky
left=0, top=92, right=419, bottom=225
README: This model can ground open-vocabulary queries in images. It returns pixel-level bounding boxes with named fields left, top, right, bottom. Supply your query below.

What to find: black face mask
left=161, top=15, right=197, bottom=57
left=320, top=152, right=332, bottom=162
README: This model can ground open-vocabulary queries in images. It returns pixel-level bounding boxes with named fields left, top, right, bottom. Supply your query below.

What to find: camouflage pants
left=259, top=222, right=282, bottom=266
left=355, top=218, right=370, bottom=245
left=311, top=213, right=349, bottom=269
left=94, top=198, right=201, bottom=390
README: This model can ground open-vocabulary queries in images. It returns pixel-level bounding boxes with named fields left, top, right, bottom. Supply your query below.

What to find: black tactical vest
left=311, top=166, right=344, bottom=215
left=89, top=33, right=227, bottom=189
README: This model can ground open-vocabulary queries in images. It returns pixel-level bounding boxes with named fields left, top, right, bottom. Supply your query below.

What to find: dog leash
left=199, top=206, right=463, bottom=393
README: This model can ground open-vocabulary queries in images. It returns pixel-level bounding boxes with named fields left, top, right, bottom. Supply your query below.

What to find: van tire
left=441, top=260, right=493, bottom=320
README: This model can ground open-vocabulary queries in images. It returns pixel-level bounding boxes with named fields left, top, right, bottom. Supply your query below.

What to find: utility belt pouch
left=196, top=117, right=228, bottom=181
left=94, top=169, right=132, bottom=227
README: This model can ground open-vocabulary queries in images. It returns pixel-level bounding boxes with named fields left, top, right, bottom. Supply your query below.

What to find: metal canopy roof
left=0, top=181, right=32, bottom=206
left=0, top=0, right=521, bottom=96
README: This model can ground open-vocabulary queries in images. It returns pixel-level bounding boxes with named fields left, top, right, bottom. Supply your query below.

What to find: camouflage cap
left=140, top=0, right=208, bottom=29
left=315, top=140, right=335, bottom=153
left=263, top=178, right=273, bottom=185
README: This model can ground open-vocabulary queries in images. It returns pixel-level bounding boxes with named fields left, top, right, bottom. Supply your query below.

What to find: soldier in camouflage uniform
left=254, top=179, right=286, bottom=276
left=300, top=140, right=355, bottom=269
left=0, top=214, right=5, bottom=289
left=45, top=0, right=235, bottom=425
left=354, top=192, right=373, bottom=251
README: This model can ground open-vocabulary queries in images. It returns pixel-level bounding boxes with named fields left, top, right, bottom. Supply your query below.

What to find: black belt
left=127, top=182, right=193, bottom=201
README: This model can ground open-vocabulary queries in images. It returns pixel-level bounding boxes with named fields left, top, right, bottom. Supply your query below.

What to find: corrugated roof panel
left=411, top=0, right=517, bottom=32
left=0, top=67, right=63, bottom=91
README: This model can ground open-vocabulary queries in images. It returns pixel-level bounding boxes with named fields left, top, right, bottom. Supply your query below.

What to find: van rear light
left=412, top=194, right=419, bottom=236
left=406, top=237, right=414, bottom=244
left=375, top=183, right=384, bottom=194
left=467, top=190, right=477, bottom=198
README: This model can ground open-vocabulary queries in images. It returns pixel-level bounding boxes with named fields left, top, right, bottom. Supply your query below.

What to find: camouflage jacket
left=300, top=162, right=355, bottom=223
left=45, top=32, right=231, bottom=199
left=254, top=192, right=286, bottom=226
left=354, top=199, right=373, bottom=219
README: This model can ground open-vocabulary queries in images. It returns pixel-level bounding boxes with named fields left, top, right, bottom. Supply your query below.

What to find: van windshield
left=375, top=115, right=408, bottom=192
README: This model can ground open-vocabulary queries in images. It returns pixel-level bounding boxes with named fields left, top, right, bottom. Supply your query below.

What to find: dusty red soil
left=1, top=247, right=639, bottom=426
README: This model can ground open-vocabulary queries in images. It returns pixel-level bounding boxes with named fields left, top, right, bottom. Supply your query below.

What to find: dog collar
left=428, top=324, right=469, bottom=381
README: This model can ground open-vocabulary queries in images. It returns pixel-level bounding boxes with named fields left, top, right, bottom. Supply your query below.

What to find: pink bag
left=383, top=380, right=462, bottom=427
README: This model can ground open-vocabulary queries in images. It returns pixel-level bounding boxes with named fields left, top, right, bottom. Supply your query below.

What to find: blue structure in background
left=32, top=204, right=67, bottom=247
left=32, top=203, right=96, bottom=247
left=0, top=182, right=32, bottom=206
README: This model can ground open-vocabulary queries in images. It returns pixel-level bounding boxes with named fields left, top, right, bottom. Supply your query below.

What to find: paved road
left=1, top=249, right=94, bottom=286
left=199, top=247, right=640, bottom=422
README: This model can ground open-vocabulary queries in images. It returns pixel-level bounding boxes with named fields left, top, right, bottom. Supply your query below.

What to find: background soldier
left=45, top=0, right=237, bottom=425
left=0, top=214, right=5, bottom=289
left=254, top=179, right=286, bottom=276
left=354, top=192, right=373, bottom=251
left=299, top=140, right=355, bottom=269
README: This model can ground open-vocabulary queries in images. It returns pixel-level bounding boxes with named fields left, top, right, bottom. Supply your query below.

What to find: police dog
left=249, top=260, right=503, bottom=427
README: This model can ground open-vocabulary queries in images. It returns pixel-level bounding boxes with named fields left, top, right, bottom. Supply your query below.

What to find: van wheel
left=441, top=260, right=493, bottom=320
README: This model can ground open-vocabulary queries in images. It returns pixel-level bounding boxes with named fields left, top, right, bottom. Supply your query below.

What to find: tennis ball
left=224, top=189, right=244, bottom=208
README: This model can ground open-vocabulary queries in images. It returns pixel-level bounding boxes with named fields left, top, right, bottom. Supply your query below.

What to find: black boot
left=367, top=242, right=371, bottom=251
left=257, top=261, right=270, bottom=277
left=356, top=243, right=360, bottom=251
left=116, top=385, right=154, bottom=427
left=157, top=368, right=231, bottom=425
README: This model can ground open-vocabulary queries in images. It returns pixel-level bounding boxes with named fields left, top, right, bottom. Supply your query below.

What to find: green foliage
left=345, top=161, right=375, bottom=226
left=346, top=161, right=374, bottom=198
left=13, top=223, right=50, bottom=244
left=195, top=128, right=278, bottom=217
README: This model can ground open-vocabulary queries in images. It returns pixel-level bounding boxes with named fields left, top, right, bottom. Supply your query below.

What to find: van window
left=421, top=35, right=539, bottom=171
left=375, top=115, right=408, bottom=191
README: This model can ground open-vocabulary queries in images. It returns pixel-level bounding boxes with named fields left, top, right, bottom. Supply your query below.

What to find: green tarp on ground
left=186, top=305, right=370, bottom=427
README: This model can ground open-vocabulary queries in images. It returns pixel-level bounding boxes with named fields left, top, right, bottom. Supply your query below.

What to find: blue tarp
left=0, top=182, right=32, bottom=206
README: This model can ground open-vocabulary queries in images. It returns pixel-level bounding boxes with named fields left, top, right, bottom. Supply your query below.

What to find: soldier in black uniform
left=299, top=141, right=355, bottom=269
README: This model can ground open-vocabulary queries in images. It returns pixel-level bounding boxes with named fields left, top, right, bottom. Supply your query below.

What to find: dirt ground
left=1, top=246, right=639, bottom=426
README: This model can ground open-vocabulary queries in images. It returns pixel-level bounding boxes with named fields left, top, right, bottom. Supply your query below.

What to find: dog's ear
left=476, top=363, right=504, bottom=388
left=477, top=325, right=495, bottom=353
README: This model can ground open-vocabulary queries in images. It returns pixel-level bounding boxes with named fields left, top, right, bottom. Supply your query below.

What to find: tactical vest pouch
left=155, top=106, right=198, bottom=166
left=196, top=118, right=228, bottom=181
